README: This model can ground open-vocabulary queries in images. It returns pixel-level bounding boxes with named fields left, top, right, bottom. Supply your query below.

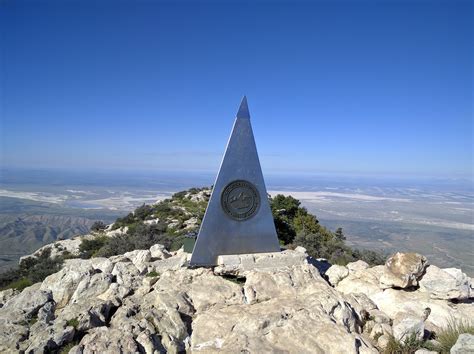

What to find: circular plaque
left=221, top=180, right=260, bottom=220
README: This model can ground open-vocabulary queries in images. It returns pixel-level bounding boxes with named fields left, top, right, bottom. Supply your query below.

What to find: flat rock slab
left=214, top=249, right=307, bottom=276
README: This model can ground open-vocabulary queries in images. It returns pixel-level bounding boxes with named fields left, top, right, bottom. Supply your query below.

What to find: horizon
left=1, top=0, right=473, bottom=179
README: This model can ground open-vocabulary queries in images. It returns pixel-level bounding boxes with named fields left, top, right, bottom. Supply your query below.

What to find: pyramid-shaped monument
left=190, top=97, right=280, bottom=266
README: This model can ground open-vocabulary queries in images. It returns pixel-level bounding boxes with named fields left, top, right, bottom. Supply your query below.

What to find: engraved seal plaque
left=221, top=180, right=260, bottom=220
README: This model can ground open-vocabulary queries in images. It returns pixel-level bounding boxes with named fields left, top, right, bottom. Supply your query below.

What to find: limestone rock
left=40, top=258, right=110, bottom=308
left=75, top=327, right=139, bottom=353
left=451, top=333, right=474, bottom=354
left=347, top=260, right=369, bottom=273
left=379, top=252, right=427, bottom=289
left=214, top=249, right=306, bottom=276
left=2, top=284, right=52, bottom=317
left=378, top=334, right=390, bottom=349
left=37, top=302, right=55, bottom=323
left=419, top=265, right=471, bottom=300
left=0, top=289, right=19, bottom=307
left=370, top=288, right=474, bottom=331
left=19, top=237, right=83, bottom=263
left=326, top=264, right=349, bottom=286
left=124, top=249, right=152, bottom=273
left=336, top=265, right=385, bottom=297
left=392, top=316, right=425, bottom=341
left=149, top=244, right=171, bottom=260
left=4, top=243, right=473, bottom=354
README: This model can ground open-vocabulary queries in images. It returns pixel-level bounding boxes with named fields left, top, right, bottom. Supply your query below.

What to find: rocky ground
left=0, top=245, right=473, bottom=353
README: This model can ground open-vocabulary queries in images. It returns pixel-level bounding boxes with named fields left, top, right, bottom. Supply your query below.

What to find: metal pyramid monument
left=190, top=97, right=281, bottom=266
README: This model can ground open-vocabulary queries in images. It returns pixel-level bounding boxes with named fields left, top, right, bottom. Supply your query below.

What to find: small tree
left=90, top=221, right=107, bottom=232
left=335, top=227, right=346, bottom=241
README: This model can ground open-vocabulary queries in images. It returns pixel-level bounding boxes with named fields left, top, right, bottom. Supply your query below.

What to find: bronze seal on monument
left=221, top=180, right=260, bottom=220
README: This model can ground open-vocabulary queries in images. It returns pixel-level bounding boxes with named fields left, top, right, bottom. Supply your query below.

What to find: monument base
left=213, top=247, right=308, bottom=276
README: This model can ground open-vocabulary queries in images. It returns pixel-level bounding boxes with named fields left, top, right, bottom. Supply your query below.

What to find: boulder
left=370, top=288, right=474, bottom=331
left=191, top=300, right=375, bottom=353
left=326, top=265, right=349, bottom=286
left=2, top=284, right=52, bottom=317
left=149, top=244, right=171, bottom=260
left=40, top=258, right=110, bottom=308
left=451, top=333, right=474, bottom=354
left=392, top=316, right=425, bottom=341
left=336, top=265, right=385, bottom=298
left=419, top=265, right=471, bottom=300
left=378, top=334, right=390, bottom=349
left=347, top=260, right=369, bottom=273
left=379, top=252, right=428, bottom=289
left=0, top=289, right=19, bottom=307
left=124, top=250, right=152, bottom=273
left=74, top=327, right=139, bottom=353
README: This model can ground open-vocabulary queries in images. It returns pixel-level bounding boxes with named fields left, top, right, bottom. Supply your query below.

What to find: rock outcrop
left=0, top=247, right=472, bottom=353
left=379, top=252, right=428, bottom=289
left=419, top=265, right=471, bottom=300
left=451, top=333, right=474, bottom=354
left=0, top=247, right=378, bottom=353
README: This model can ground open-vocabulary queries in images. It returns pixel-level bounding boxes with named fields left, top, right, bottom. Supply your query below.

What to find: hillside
left=0, top=187, right=473, bottom=353
left=0, top=197, right=122, bottom=271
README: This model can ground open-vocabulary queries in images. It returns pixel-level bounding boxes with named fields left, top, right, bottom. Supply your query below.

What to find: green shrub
left=90, top=221, right=107, bottom=232
left=79, top=235, right=109, bottom=258
left=269, top=194, right=386, bottom=265
left=383, top=333, right=425, bottom=354
left=434, top=318, right=474, bottom=353
left=1, top=277, right=32, bottom=291
left=66, top=317, right=79, bottom=329
left=146, top=271, right=159, bottom=277
left=0, top=268, right=21, bottom=289
left=59, top=341, right=80, bottom=354
left=1, top=248, right=64, bottom=291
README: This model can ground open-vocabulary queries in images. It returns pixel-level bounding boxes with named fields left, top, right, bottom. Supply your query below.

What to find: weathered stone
left=37, top=301, right=55, bottom=323
left=451, top=333, right=474, bottom=354
left=75, top=327, right=139, bottom=353
left=2, top=284, right=52, bottom=317
left=0, top=289, right=19, bottom=308
left=347, top=260, right=369, bottom=273
left=191, top=296, right=375, bottom=353
left=40, top=258, right=110, bottom=308
left=379, top=252, right=428, bottom=289
left=149, top=244, right=171, bottom=260
left=393, top=316, right=425, bottom=341
left=294, top=246, right=307, bottom=254
left=326, top=265, right=349, bottom=286
left=378, top=334, right=390, bottom=349
left=419, top=265, right=471, bottom=300
left=370, top=322, right=392, bottom=339
left=148, top=253, right=188, bottom=273
left=336, top=265, right=385, bottom=297
left=3, top=243, right=472, bottom=354
left=214, top=249, right=306, bottom=276
left=124, top=249, right=152, bottom=273
left=111, top=261, right=141, bottom=288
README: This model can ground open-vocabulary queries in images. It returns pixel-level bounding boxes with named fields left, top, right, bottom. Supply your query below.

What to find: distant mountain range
left=0, top=197, right=122, bottom=271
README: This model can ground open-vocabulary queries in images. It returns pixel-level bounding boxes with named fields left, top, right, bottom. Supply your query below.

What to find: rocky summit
left=0, top=245, right=473, bottom=354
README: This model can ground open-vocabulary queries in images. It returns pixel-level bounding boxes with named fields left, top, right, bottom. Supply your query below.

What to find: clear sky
left=1, top=0, right=472, bottom=178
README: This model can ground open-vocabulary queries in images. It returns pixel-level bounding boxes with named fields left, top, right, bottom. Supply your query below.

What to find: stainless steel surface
left=190, top=96, right=280, bottom=266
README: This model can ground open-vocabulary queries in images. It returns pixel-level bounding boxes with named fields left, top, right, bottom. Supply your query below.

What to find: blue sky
left=1, top=0, right=472, bottom=178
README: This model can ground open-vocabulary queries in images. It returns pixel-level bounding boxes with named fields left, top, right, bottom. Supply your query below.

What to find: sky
left=1, top=0, right=473, bottom=179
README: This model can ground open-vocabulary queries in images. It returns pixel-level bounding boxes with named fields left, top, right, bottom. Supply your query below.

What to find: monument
left=190, top=97, right=281, bottom=266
